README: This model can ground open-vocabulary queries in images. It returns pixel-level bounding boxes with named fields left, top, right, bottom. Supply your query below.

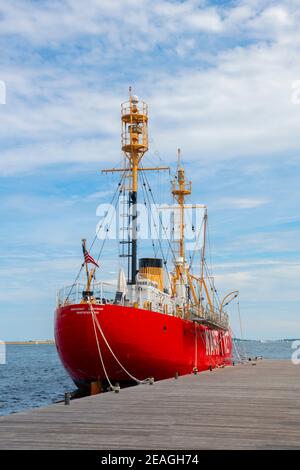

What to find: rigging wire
left=140, top=172, right=160, bottom=259
left=140, top=166, right=188, bottom=291
left=139, top=168, right=170, bottom=277
left=204, top=260, right=221, bottom=310
left=65, top=169, right=129, bottom=303
left=91, top=168, right=130, bottom=253
left=184, top=202, right=197, bottom=268
left=64, top=263, right=85, bottom=304
left=188, top=216, right=205, bottom=271
left=89, top=179, right=125, bottom=286
left=237, top=300, right=248, bottom=359
left=206, top=219, right=213, bottom=278
left=231, top=331, right=243, bottom=363
left=95, top=186, right=123, bottom=265
left=141, top=167, right=184, bottom=277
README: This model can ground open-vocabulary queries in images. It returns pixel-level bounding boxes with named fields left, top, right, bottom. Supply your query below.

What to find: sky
left=0, top=0, right=300, bottom=340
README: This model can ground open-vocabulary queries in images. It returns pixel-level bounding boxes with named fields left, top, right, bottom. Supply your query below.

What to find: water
left=234, top=339, right=298, bottom=361
left=0, top=344, right=73, bottom=416
left=0, top=340, right=297, bottom=416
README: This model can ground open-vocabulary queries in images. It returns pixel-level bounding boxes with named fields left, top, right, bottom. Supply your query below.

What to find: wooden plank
left=0, top=360, right=299, bottom=449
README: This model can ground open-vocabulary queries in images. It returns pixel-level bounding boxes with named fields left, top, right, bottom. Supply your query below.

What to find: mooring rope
left=88, top=302, right=151, bottom=386
left=230, top=326, right=248, bottom=364
left=237, top=300, right=248, bottom=360
left=90, top=305, right=115, bottom=390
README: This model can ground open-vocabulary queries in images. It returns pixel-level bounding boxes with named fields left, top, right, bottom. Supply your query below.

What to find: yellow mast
left=170, top=154, right=216, bottom=318
left=171, top=149, right=191, bottom=281
left=121, top=90, right=148, bottom=283
left=102, top=88, right=169, bottom=284
left=79, top=92, right=235, bottom=328
left=121, top=88, right=149, bottom=191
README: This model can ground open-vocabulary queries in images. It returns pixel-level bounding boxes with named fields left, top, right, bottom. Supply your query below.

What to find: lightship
left=55, top=92, right=234, bottom=393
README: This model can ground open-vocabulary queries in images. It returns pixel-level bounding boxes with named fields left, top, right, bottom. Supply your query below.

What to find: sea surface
left=0, top=340, right=298, bottom=416
left=0, top=344, right=73, bottom=416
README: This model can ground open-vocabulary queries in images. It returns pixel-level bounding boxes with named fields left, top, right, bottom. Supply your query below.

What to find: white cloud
left=214, top=260, right=298, bottom=269
left=215, top=260, right=300, bottom=302
left=84, top=190, right=114, bottom=201
left=0, top=1, right=298, bottom=51
left=0, top=1, right=300, bottom=175
left=0, top=1, right=226, bottom=45
left=217, top=197, right=269, bottom=209
left=225, top=230, right=300, bottom=255
left=0, top=1, right=300, bottom=339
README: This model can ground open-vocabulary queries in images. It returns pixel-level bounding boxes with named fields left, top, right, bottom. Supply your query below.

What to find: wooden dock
left=0, top=359, right=299, bottom=449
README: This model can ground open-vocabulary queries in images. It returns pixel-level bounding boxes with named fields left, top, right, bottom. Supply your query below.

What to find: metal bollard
left=149, top=377, right=154, bottom=385
left=175, top=372, right=179, bottom=379
left=64, top=392, right=71, bottom=405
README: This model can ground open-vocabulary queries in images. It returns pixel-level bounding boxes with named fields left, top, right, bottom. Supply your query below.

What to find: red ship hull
left=55, top=303, right=232, bottom=389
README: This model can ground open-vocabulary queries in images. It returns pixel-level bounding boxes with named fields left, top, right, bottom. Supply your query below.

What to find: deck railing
left=190, top=304, right=229, bottom=329
left=56, top=281, right=229, bottom=329
left=57, top=282, right=117, bottom=307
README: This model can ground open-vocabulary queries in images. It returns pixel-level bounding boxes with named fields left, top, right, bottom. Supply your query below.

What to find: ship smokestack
left=139, top=258, right=164, bottom=292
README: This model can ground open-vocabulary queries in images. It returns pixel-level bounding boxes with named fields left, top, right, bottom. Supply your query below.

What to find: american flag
left=83, top=248, right=99, bottom=268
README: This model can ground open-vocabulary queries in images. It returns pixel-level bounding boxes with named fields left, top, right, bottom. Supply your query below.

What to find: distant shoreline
left=3, top=340, right=55, bottom=345
left=2, top=339, right=298, bottom=345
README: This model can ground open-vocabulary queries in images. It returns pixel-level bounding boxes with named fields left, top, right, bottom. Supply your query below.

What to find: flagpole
left=82, top=238, right=90, bottom=286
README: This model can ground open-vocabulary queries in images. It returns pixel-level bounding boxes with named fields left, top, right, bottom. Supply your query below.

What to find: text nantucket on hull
left=55, top=91, right=234, bottom=392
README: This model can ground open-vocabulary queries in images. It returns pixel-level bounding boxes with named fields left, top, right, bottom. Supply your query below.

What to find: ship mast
left=171, top=149, right=192, bottom=297
left=170, top=153, right=216, bottom=319
left=121, top=89, right=148, bottom=284
left=102, top=89, right=169, bottom=284
left=172, top=149, right=192, bottom=261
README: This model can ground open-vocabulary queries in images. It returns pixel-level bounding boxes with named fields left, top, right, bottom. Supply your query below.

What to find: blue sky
left=0, top=0, right=300, bottom=340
